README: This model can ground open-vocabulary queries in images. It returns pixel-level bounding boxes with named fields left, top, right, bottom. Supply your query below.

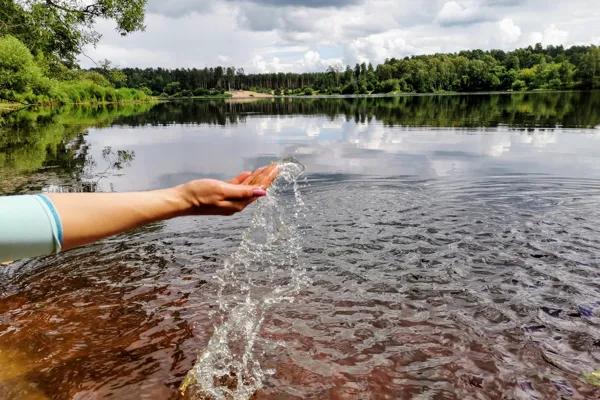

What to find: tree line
left=112, top=43, right=600, bottom=97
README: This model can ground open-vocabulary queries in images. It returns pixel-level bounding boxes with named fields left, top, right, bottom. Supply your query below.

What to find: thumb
left=222, top=183, right=267, bottom=200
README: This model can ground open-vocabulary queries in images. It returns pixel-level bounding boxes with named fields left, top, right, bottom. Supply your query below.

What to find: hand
left=175, top=164, right=280, bottom=216
left=229, top=163, right=280, bottom=189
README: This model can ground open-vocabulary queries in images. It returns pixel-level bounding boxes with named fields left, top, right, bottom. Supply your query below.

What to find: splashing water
left=181, top=158, right=308, bottom=400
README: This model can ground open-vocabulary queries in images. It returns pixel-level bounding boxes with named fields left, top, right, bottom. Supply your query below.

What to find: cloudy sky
left=80, top=0, right=600, bottom=73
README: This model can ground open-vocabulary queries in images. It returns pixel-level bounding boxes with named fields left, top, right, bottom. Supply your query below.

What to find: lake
left=1, top=91, right=600, bottom=399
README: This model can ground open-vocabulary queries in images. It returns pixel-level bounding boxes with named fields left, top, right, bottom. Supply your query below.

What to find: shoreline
left=220, top=88, right=597, bottom=100
left=0, top=99, right=158, bottom=114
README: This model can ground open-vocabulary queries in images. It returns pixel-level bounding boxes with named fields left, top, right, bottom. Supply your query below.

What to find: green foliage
left=375, top=79, right=400, bottom=93
left=0, top=0, right=147, bottom=66
left=0, top=35, right=150, bottom=105
left=109, top=70, right=128, bottom=88
left=578, top=46, right=600, bottom=88
left=91, top=43, right=600, bottom=97
left=342, top=82, right=356, bottom=95
left=81, top=71, right=112, bottom=87
left=139, top=86, right=152, bottom=96
left=193, top=87, right=209, bottom=96
left=356, top=80, right=368, bottom=94
left=0, top=35, right=43, bottom=94
left=512, top=79, right=526, bottom=91
left=163, top=82, right=181, bottom=96
left=176, top=89, right=193, bottom=97
left=249, top=87, right=272, bottom=94
left=303, top=87, right=313, bottom=96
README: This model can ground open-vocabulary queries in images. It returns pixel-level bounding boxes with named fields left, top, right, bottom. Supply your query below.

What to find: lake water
left=1, top=92, right=600, bottom=399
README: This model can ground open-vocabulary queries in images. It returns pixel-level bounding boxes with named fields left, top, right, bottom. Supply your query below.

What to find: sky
left=79, top=0, right=600, bottom=73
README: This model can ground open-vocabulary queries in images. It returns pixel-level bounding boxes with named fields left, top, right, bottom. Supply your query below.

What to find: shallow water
left=1, top=92, right=600, bottom=399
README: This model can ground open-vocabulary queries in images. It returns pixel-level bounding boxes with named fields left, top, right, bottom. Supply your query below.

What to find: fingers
left=221, top=183, right=266, bottom=200
left=218, top=200, right=252, bottom=215
left=248, top=164, right=280, bottom=189
left=229, top=171, right=251, bottom=184
left=242, top=167, right=265, bottom=185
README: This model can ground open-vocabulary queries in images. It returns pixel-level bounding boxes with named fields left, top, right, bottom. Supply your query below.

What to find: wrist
left=158, top=187, right=192, bottom=219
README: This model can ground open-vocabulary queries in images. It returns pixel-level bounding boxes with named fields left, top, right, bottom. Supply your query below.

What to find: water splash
left=181, top=158, right=308, bottom=400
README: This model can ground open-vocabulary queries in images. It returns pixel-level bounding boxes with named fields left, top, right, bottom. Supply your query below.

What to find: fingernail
left=252, top=189, right=267, bottom=197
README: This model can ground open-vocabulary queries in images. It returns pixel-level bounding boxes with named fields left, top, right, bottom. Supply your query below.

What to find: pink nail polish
left=252, top=189, right=267, bottom=197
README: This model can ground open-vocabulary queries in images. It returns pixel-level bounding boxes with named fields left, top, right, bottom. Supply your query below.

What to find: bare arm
left=47, top=165, right=279, bottom=251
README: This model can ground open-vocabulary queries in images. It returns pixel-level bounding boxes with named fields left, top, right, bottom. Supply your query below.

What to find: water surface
left=1, top=92, right=600, bottom=399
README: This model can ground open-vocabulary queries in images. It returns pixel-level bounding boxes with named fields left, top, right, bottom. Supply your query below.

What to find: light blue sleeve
left=0, top=194, right=63, bottom=262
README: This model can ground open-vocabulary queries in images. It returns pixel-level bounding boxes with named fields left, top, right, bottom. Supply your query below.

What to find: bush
left=375, top=79, right=402, bottom=93
left=193, top=87, right=209, bottom=96
left=0, top=35, right=44, bottom=94
left=163, top=82, right=181, bottom=95
left=342, top=82, right=357, bottom=94
left=548, top=78, right=563, bottom=90
left=512, top=79, right=526, bottom=91
left=304, top=87, right=313, bottom=96
left=139, top=86, right=153, bottom=96
left=284, top=89, right=292, bottom=96
left=274, top=88, right=282, bottom=96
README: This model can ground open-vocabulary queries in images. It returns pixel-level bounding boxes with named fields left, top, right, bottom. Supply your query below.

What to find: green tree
left=109, top=70, right=127, bottom=88
left=0, top=0, right=147, bottom=66
left=578, top=46, right=600, bottom=88
left=0, top=35, right=43, bottom=97
left=512, top=79, right=526, bottom=91
left=343, top=65, right=353, bottom=84
left=163, top=82, right=181, bottom=96
left=360, top=62, right=367, bottom=77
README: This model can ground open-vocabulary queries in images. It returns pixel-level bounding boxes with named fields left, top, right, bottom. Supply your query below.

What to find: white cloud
left=436, top=1, right=491, bottom=27
left=252, top=55, right=286, bottom=73
left=498, top=18, right=521, bottom=44
left=78, top=0, right=599, bottom=72
left=529, top=24, right=569, bottom=46
left=294, top=51, right=342, bottom=71
left=347, top=33, right=414, bottom=64
left=529, top=31, right=544, bottom=44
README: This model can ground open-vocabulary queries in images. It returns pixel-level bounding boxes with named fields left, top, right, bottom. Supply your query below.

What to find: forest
left=115, top=43, right=600, bottom=97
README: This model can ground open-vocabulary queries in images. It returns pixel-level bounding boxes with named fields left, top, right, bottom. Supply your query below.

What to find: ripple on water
left=2, top=172, right=600, bottom=399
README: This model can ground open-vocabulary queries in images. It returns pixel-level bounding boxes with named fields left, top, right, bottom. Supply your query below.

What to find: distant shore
left=228, top=90, right=274, bottom=99
left=223, top=88, right=598, bottom=100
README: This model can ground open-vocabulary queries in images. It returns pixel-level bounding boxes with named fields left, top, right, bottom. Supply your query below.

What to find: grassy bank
left=0, top=35, right=151, bottom=107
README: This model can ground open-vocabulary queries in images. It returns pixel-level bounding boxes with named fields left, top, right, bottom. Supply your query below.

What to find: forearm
left=0, top=166, right=278, bottom=263
left=46, top=188, right=186, bottom=251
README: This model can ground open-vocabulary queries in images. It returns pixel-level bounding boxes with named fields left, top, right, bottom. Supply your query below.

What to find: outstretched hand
left=176, top=163, right=280, bottom=216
